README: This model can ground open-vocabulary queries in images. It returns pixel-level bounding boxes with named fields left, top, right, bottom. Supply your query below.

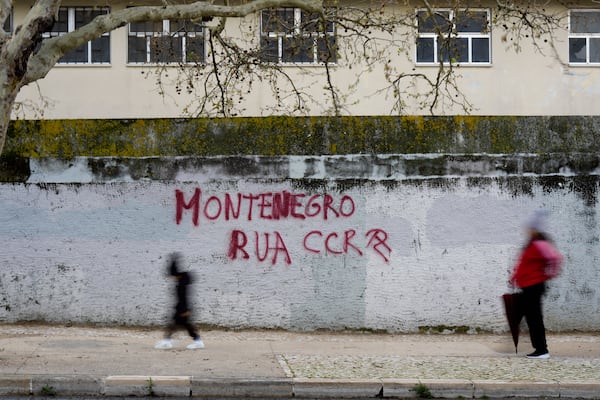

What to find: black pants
left=521, top=282, right=548, bottom=353
left=166, top=313, right=199, bottom=341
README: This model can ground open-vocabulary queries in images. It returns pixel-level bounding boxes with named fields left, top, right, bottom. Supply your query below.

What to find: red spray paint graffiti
left=228, top=230, right=292, bottom=265
left=175, top=188, right=356, bottom=225
left=176, top=188, right=391, bottom=264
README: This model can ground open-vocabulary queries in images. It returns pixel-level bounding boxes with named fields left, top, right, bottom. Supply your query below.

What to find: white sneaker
left=154, top=339, right=173, bottom=349
left=526, top=351, right=550, bottom=359
left=186, top=339, right=205, bottom=349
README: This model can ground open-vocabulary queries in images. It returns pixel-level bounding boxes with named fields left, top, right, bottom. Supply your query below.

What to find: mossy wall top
left=6, top=116, right=600, bottom=158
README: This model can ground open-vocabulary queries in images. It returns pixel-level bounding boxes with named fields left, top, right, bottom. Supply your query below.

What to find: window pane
left=262, top=9, right=294, bottom=33
left=168, top=37, right=183, bottom=62
left=417, top=37, right=435, bottom=62
left=75, top=8, right=97, bottom=29
left=301, top=11, right=318, bottom=32
left=279, top=9, right=296, bottom=32
left=302, top=12, right=334, bottom=34
left=418, top=11, right=451, bottom=33
left=3, top=13, right=12, bottom=33
left=150, top=36, right=182, bottom=63
left=261, top=10, right=274, bottom=33
left=441, top=37, right=468, bottom=63
left=571, top=11, right=600, bottom=34
left=301, top=11, right=334, bottom=33
left=91, top=36, right=110, bottom=63
left=50, top=8, right=69, bottom=33
left=170, top=20, right=183, bottom=33
left=259, top=37, right=279, bottom=62
left=186, top=36, right=204, bottom=63
left=150, top=37, right=165, bottom=62
left=472, top=37, right=489, bottom=62
left=590, top=37, right=600, bottom=62
left=569, top=37, right=587, bottom=62
left=455, top=11, right=488, bottom=33
left=60, top=43, right=88, bottom=63
left=130, top=20, right=162, bottom=33
left=128, top=36, right=147, bottom=62
left=171, top=19, right=204, bottom=34
left=282, top=36, right=312, bottom=63
left=317, top=36, right=337, bottom=63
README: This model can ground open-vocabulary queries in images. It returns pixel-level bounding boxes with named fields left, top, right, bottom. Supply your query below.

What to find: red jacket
left=510, top=239, right=562, bottom=289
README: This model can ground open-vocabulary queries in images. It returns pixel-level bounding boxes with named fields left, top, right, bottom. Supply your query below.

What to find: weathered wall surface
left=1, top=154, right=599, bottom=332
left=6, top=116, right=600, bottom=158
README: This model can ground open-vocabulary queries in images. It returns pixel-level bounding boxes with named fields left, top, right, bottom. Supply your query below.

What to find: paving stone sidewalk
left=281, top=353, right=600, bottom=381
left=1, top=324, right=599, bottom=398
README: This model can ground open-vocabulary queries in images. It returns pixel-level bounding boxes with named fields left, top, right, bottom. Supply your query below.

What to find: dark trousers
left=521, top=282, right=548, bottom=353
left=166, top=313, right=199, bottom=341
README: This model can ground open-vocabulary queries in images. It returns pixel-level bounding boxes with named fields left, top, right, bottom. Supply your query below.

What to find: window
left=3, top=9, right=12, bottom=33
left=43, top=7, right=110, bottom=64
left=260, top=8, right=336, bottom=64
left=128, top=19, right=205, bottom=64
left=416, top=9, right=490, bottom=64
left=569, top=10, right=600, bottom=64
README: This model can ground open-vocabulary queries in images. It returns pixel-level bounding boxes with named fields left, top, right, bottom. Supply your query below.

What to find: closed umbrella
left=502, top=292, right=524, bottom=353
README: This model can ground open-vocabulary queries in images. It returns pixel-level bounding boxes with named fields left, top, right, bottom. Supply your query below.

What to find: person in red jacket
left=510, top=209, right=562, bottom=359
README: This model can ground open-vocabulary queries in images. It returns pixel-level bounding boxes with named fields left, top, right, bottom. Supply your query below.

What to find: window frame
left=415, top=8, right=491, bottom=66
left=127, top=18, right=206, bottom=65
left=259, top=7, right=337, bottom=65
left=568, top=9, right=600, bottom=65
left=42, top=6, right=111, bottom=65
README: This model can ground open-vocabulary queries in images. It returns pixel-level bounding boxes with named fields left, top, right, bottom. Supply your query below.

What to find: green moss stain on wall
left=6, top=115, right=600, bottom=158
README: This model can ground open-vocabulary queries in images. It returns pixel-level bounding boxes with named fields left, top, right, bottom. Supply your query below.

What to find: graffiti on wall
left=175, top=188, right=392, bottom=265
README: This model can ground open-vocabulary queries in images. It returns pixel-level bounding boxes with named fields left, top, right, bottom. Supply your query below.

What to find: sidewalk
left=0, top=324, right=599, bottom=398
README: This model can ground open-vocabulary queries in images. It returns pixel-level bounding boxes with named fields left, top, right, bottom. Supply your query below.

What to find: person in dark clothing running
left=155, top=252, right=204, bottom=350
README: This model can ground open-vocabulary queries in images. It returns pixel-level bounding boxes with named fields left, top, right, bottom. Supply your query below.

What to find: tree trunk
left=0, top=0, right=328, bottom=156
left=1, top=0, right=58, bottom=156
left=0, top=72, right=18, bottom=156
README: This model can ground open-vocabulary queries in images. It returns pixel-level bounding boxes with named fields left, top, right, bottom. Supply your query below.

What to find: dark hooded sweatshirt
left=175, top=271, right=192, bottom=315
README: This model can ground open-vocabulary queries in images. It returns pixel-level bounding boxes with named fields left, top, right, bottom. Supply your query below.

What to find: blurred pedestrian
left=155, top=252, right=205, bottom=350
left=510, top=209, right=563, bottom=359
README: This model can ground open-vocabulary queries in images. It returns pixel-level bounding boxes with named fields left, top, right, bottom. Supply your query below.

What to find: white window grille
left=128, top=18, right=205, bottom=64
left=260, top=8, right=336, bottom=64
left=416, top=9, right=490, bottom=65
left=43, top=7, right=110, bottom=64
left=569, top=10, right=600, bottom=64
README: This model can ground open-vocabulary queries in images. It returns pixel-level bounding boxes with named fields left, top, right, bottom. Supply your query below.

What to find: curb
left=293, top=378, right=382, bottom=398
left=0, top=377, right=31, bottom=396
left=104, top=376, right=190, bottom=397
left=191, top=378, right=293, bottom=398
left=2, top=375, right=600, bottom=398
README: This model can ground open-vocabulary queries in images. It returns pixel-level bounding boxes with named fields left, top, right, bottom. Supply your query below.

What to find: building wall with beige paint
left=11, top=1, right=600, bottom=120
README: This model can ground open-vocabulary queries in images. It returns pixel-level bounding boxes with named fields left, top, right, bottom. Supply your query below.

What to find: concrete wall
left=7, top=116, right=600, bottom=158
left=1, top=154, right=599, bottom=332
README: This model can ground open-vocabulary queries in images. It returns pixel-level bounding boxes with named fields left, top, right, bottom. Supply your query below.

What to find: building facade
left=9, top=0, right=600, bottom=120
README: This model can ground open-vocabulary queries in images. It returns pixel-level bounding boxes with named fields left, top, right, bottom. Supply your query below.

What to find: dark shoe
left=526, top=350, right=550, bottom=359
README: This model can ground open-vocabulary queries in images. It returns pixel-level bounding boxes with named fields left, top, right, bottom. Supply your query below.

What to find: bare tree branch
left=1, top=0, right=326, bottom=155
left=0, top=0, right=578, bottom=156
left=24, top=0, right=323, bottom=84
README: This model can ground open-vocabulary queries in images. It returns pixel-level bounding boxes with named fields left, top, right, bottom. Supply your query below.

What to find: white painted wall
left=1, top=156, right=598, bottom=332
